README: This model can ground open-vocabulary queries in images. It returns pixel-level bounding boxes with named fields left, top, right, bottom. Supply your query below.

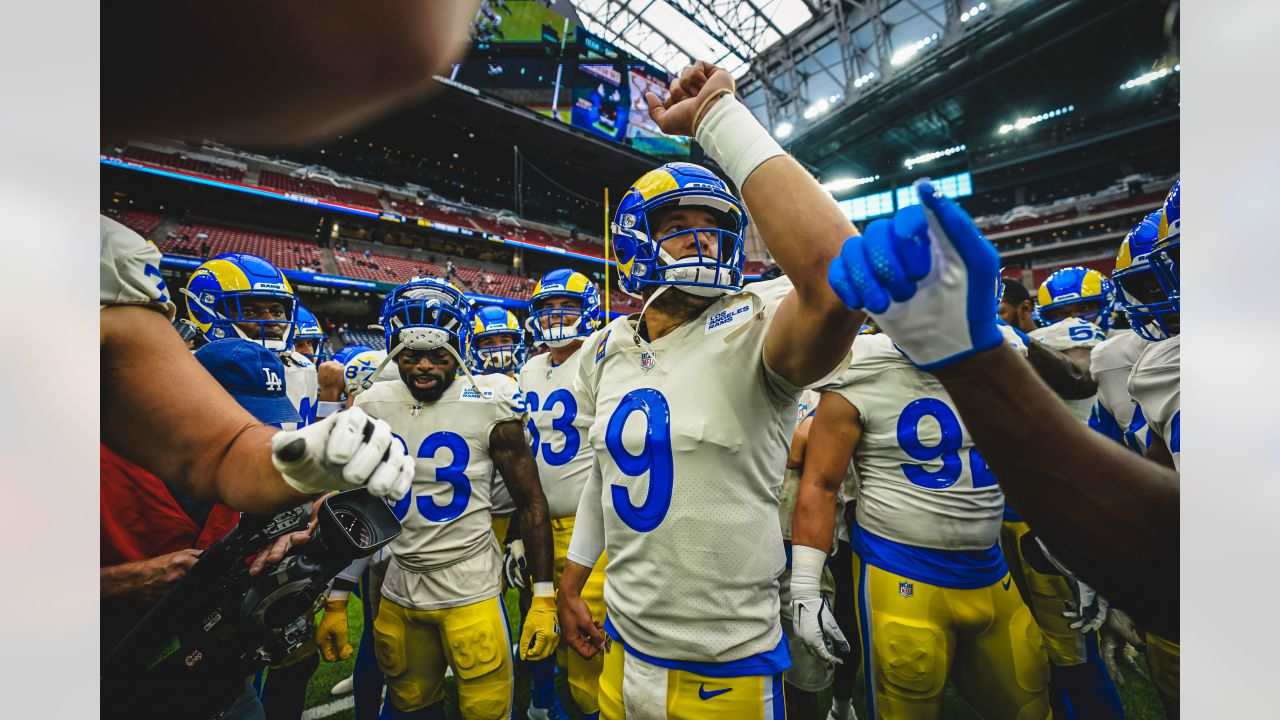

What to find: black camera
left=103, top=489, right=400, bottom=719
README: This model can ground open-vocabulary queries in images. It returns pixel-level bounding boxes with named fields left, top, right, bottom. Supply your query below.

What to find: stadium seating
left=123, top=146, right=245, bottom=182
left=258, top=171, right=381, bottom=208
left=332, top=249, right=441, bottom=283
left=337, top=328, right=385, bottom=351
left=116, top=210, right=162, bottom=238
left=158, top=223, right=325, bottom=272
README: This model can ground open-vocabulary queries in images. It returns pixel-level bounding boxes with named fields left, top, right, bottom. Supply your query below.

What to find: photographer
left=102, top=338, right=315, bottom=719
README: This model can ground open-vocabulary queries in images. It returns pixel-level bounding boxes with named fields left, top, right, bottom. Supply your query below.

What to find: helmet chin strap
left=180, top=287, right=289, bottom=352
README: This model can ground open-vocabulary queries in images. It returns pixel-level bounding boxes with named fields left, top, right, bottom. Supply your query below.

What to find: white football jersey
left=100, top=216, right=175, bottom=319
left=1029, top=317, right=1106, bottom=422
left=576, top=276, right=846, bottom=665
left=1090, top=330, right=1147, bottom=445
left=518, top=348, right=595, bottom=519
left=280, top=351, right=319, bottom=430
left=1128, top=335, right=1181, bottom=470
left=355, top=372, right=523, bottom=607
left=823, top=331, right=1025, bottom=552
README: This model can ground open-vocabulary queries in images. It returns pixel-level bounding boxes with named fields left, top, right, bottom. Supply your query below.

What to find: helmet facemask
left=528, top=295, right=588, bottom=347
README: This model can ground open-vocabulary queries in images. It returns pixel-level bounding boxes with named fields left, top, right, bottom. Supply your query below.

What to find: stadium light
left=960, top=2, right=989, bottom=23
left=1120, top=65, right=1178, bottom=90
left=853, top=71, right=876, bottom=89
left=822, top=175, right=881, bottom=194
left=802, top=98, right=831, bottom=120
left=775, top=122, right=794, bottom=139
left=997, top=105, right=1075, bottom=134
left=890, top=33, right=940, bottom=67
left=904, top=144, right=966, bottom=169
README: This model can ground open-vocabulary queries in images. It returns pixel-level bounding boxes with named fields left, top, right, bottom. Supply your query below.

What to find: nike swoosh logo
left=1002, top=578, right=1012, bottom=591
left=698, top=683, right=732, bottom=701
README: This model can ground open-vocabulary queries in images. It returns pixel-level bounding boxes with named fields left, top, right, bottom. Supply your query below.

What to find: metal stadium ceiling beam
left=573, top=0, right=814, bottom=77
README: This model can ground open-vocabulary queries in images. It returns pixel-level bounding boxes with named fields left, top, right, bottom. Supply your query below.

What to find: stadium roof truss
left=734, top=0, right=1002, bottom=140
left=571, top=0, right=816, bottom=78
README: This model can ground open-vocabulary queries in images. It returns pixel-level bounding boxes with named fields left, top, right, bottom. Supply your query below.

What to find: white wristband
left=693, top=94, right=786, bottom=191
left=789, top=544, right=827, bottom=602
left=327, top=589, right=351, bottom=602
left=532, top=581, right=555, bottom=598
left=316, top=401, right=344, bottom=419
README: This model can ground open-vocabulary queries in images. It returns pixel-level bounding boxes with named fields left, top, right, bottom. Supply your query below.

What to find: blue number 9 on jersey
left=896, top=398, right=996, bottom=490
left=605, top=388, right=674, bottom=532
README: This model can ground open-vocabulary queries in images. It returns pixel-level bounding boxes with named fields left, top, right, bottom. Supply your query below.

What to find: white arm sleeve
left=566, top=456, right=606, bottom=568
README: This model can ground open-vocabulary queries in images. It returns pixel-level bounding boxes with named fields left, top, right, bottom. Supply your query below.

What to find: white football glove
left=503, top=539, right=527, bottom=590
left=271, top=407, right=414, bottom=499
left=1063, top=579, right=1109, bottom=634
left=789, top=545, right=850, bottom=665
left=827, top=179, right=1005, bottom=369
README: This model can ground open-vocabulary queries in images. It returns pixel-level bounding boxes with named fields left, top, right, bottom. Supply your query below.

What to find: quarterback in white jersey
left=558, top=62, right=865, bottom=720
left=359, top=277, right=558, bottom=720
left=791, top=329, right=1051, bottom=719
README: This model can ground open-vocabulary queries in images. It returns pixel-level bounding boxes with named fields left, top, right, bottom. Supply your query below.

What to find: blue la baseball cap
left=195, top=338, right=301, bottom=425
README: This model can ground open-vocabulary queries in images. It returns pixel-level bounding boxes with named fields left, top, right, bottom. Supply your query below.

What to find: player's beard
left=402, top=365, right=456, bottom=403
left=648, top=284, right=717, bottom=323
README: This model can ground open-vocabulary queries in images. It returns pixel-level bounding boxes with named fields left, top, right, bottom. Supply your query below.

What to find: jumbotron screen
left=460, top=0, right=690, bottom=158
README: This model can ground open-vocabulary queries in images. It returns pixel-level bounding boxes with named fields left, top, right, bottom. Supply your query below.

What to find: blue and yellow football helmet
left=526, top=268, right=602, bottom=347
left=293, top=305, right=329, bottom=362
left=379, top=276, right=473, bottom=359
left=331, top=344, right=373, bottom=366
left=1033, top=266, right=1114, bottom=330
left=1113, top=184, right=1180, bottom=341
left=611, top=162, right=748, bottom=297
left=1151, top=179, right=1181, bottom=309
left=342, top=348, right=389, bottom=396
left=470, top=305, right=526, bottom=374
left=183, top=253, right=297, bottom=352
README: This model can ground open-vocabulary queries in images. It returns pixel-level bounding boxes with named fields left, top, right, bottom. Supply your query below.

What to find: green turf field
left=298, top=590, right=1167, bottom=719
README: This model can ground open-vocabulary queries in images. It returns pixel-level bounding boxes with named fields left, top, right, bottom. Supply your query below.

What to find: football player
left=1113, top=181, right=1182, bottom=718
left=183, top=252, right=320, bottom=429
left=777, top=406, right=860, bottom=720
left=518, top=269, right=605, bottom=719
left=791, top=323, right=1053, bottom=719
left=556, top=60, right=865, bottom=719
left=294, top=304, right=330, bottom=363
left=357, top=277, right=559, bottom=720
left=468, top=306, right=522, bottom=586
left=997, top=269, right=1126, bottom=719
left=472, top=305, right=527, bottom=376
left=825, top=180, right=1178, bottom=640
left=1028, top=267, right=1113, bottom=421
left=1090, top=212, right=1164, bottom=452
left=999, top=279, right=1098, bottom=401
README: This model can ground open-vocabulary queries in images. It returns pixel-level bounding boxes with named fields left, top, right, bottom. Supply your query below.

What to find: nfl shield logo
left=898, top=582, right=914, bottom=599
left=639, top=350, right=656, bottom=372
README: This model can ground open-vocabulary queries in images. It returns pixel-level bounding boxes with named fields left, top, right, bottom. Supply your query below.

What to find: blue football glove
left=827, top=180, right=1004, bottom=369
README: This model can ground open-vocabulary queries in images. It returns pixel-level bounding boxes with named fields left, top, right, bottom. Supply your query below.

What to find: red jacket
left=100, top=443, right=239, bottom=566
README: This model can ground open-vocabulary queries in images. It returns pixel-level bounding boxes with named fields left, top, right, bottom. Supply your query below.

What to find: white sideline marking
left=301, top=695, right=355, bottom=720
